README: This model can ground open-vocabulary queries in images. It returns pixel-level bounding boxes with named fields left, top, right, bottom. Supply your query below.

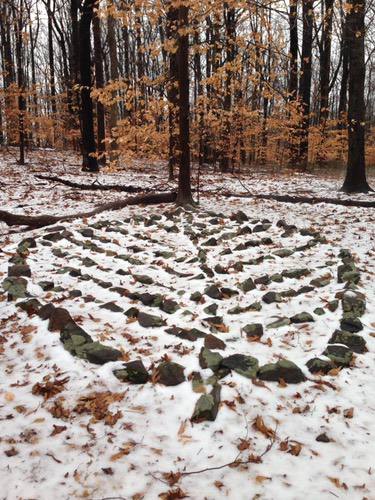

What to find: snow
left=0, top=148, right=374, bottom=500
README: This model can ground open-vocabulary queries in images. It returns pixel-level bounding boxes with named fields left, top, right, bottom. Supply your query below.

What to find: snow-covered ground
left=0, top=149, right=374, bottom=500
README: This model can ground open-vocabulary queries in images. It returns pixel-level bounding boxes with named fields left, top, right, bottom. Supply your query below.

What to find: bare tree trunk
left=176, top=4, right=193, bottom=205
left=79, top=0, right=99, bottom=172
left=93, top=11, right=106, bottom=162
left=15, top=0, right=26, bottom=165
left=341, top=0, right=372, bottom=192
left=107, top=0, right=119, bottom=163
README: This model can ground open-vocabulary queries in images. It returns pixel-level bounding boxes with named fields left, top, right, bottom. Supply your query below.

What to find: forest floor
left=0, top=148, right=375, bottom=500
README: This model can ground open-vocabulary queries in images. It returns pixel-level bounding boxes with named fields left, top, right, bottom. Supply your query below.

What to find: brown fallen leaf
left=50, top=424, right=67, bottom=436
left=252, top=415, right=276, bottom=439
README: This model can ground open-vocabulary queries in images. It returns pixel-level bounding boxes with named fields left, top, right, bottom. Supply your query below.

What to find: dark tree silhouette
left=341, top=0, right=372, bottom=193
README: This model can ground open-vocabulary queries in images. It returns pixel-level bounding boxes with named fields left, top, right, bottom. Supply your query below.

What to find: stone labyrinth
left=2, top=207, right=368, bottom=421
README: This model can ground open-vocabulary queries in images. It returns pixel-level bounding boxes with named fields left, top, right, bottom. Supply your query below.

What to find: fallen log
left=34, top=174, right=155, bottom=193
left=0, top=191, right=177, bottom=229
left=223, top=192, right=375, bottom=208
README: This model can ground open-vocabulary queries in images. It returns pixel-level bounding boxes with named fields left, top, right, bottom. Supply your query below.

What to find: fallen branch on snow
left=223, top=191, right=375, bottom=208
left=0, top=191, right=177, bottom=229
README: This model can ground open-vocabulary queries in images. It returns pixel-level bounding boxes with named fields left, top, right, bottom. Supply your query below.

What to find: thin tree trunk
left=93, top=11, right=106, bottom=162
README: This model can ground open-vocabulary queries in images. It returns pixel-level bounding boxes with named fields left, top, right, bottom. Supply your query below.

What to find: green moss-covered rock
left=290, top=312, right=314, bottom=324
left=77, top=342, right=122, bottom=364
left=267, top=317, right=291, bottom=329
left=138, top=312, right=166, bottom=328
left=160, top=299, right=179, bottom=314
left=221, top=354, right=259, bottom=379
left=282, top=268, right=310, bottom=279
left=165, top=326, right=206, bottom=341
left=2, top=277, right=28, bottom=299
left=17, top=298, right=41, bottom=315
left=306, top=358, right=335, bottom=374
left=191, top=385, right=221, bottom=422
left=258, top=359, right=306, bottom=383
left=100, top=302, right=124, bottom=313
left=204, top=285, right=223, bottom=300
left=328, top=330, right=367, bottom=354
left=113, top=360, right=149, bottom=384
left=314, top=307, right=325, bottom=316
left=243, top=323, right=263, bottom=339
left=157, top=362, right=185, bottom=386
left=340, top=316, right=363, bottom=333
left=239, top=278, right=256, bottom=293
left=199, top=347, right=223, bottom=371
left=322, top=345, right=353, bottom=367
left=262, top=291, right=282, bottom=304
left=342, top=292, right=366, bottom=318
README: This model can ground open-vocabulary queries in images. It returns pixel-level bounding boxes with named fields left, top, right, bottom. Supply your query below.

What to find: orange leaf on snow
left=252, top=415, right=276, bottom=439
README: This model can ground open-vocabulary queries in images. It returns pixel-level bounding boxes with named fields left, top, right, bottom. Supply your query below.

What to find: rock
left=290, top=312, right=314, bottom=323
left=48, top=308, right=73, bottom=332
left=230, top=210, right=248, bottom=223
left=60, top=320, right=92, bottom=345
left=203, top=237, right=217, bottom=246
left=8, top=264, right=31, bottom=278
left=17, top=298, right=42, bottom=315
left=138, top=312, right=166, bottom=328
left=17, top=237, right=37, bottom=253
left=270, top=273, right=284, bottom=283
left=338, top=263, right=360, bottom=284
left=199, top=347, right=223, bottom=371
left=114, top=360, right=149, bottom=384
left=306, top=358, right=335, bottom=374
left=2, top=277, right=28, bottom=299
left=340, top=316, right=363, bottom=333
left=204, top=285, right=223, bottom=300
left=165, top=326, right=206, bottom=341
left=316, top=433, right=331, bottom=443
left=190, top=292, right=203, bottom=302
left=157, top=362, right=185, bottom=386
left=221, top=287, right=239, bottom=298
left=258, top=359, right=306, bottom=383
left=310, top=277, right=331, bottom=288
left=160, top=299, right=179, bottom=314
left=79, top=228, right=95, bottom=238
left=221, top=354, right=259, bottom=379
left=322, top=345, right=353, bottom=367
left=38, top=281, right=54, bottom=291
left=204, top=303, right=218, bottom=316
left=282, top=268, right=310, bottom=279
left=254, top=275, right=271, bottom=285
left=280, top=289, right=298, bottom=298
left=38, top=303, right=55, bottom=320
left=326, top=300, right=339, bottom=312
left=296, top=285, right=315, bottom=295
left=201, top=316, right=226, bottom=332
left=125, top=307, right=139, bottom=318
left=243, top=323, right=263, bottom=339
left=239, top=278, right=256, bottom=293
left=273, top=248, right=294, bottom=258
left=133, top=274, right=154, bottom=285
left=191, top=385, right=221, bottom=422
left=267, top=317, right=291, bottom=329
left=314, top=307, right=325, bottom=316
left=253, top=223, right=271, bottom=232
left=100, top=302, right=124, bottom=313
left=328, top=330, right=367, bottom=354
left=204, top=334, right=226, bottom=350
left=342, top=292, right=366, bottom=318
left=262, top=291, right=282, bottom=304
left=214, top=264, right=227, bottom=274
left=78, top=342, right=122, bottom=364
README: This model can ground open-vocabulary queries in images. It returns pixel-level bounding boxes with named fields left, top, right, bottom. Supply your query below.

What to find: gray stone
left=100, top=302, right=124, bottom=313
left=290, top=312, right=314, bottom=324
left=199, top=347, right=223, bottom=371
left=221, top=354, right=259, bottom=379
left=17, top=298, right=42, bottom=315
left=78, top=342, right=122, bottom=364
left=239, top=278, right=256, bottom=293
left=204, top=285, right=223, bottom=300
left=243, top=323, right=263, bottom=339
left=191, top=385, right=221, bottom=422
left=342, top=292, right=366, bottom=318
left=258, top=359, right=306, bottom=383
left=340, top=316, right=363, bottom=333
left=157, top=362, right=185, bottom=386
left=8, top=264, right=31, bottom=278
left=328, top=330, right=367, bottom=354
left=2, top=277, right=28, bottom=299
left=322, top=345, right=353, bottom=367
left=113, top=360, right=149, bottom=384
left=138, top=312, right=166, bottom=328
left=267, top=317, right=291, bottom=329
left=262, top=291, right=282, bottom=304
left=306, top=358, right=334, bottom=374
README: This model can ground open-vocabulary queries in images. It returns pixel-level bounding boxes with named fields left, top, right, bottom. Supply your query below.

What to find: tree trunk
left=341, top=0, right=372, bottom=192
left=298, top=0, right=314, bottom=168
left=92, top=11, right=106, bottom=162
left=176, top=4, right=193, bottom=205
left=79, top=0, right=99, bottom=172
left=15, top=0, right=26, bottom=165
left=166, top=3, right=179, bottom=181
left=107, top=0, right=120, bottom=163
left=288, top=0, right=299, bottom=163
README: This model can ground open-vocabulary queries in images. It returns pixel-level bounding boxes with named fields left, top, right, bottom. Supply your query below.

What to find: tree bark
left=79, top=0, right=99, bottom=172
left=176, top=4, right=193, bottom=205
left=341, top=0, right=372, bottom=192
left=92, top=10, right=106, bottom=162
